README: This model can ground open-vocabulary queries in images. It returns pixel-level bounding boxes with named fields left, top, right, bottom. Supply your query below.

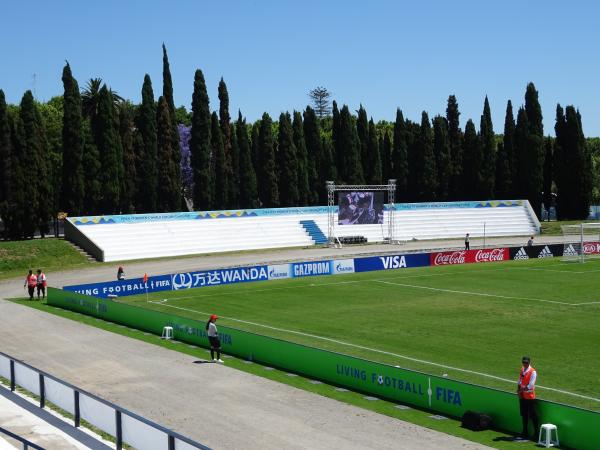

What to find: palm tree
left=81, top=78, right=103, bottom=120
left=82, top=78, right=124, bottom=133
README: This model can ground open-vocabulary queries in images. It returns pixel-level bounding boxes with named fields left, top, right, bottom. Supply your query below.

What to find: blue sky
left=1, top=0, right=599, bottom=135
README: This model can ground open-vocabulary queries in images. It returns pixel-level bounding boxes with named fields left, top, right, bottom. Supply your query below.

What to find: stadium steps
left=300, top=220, right=327, bottom=244
left=68, top=242, right=97, bottom=262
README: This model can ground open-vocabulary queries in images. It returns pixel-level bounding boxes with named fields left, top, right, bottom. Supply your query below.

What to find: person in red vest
left=517, top=356, right=539, bottom=440
left=36, top=269, right=47, bottom=300
left=24, top=270, right=37, bottom=300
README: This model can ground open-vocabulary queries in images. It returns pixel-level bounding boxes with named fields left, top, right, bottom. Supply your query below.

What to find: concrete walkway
left=0, top=236, right=552, bottom=449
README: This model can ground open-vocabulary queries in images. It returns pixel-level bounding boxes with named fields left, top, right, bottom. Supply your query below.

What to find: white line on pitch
left=373, top=280, right=581, bottom=306
left=148, top=300, right=600, bottom=403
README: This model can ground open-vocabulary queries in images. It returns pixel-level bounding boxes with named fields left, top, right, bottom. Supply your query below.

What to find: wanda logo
left=434, top=251, right=466, bottom=265
left=475, top=248, right=506, bottom=262
left=583, top=242, right=600, bottom=254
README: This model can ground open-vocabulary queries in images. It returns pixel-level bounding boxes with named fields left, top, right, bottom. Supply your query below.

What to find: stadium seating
left=66, top=201, right=540, bottom=261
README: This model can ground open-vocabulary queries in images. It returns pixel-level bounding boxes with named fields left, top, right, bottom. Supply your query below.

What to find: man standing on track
left=206, top=314, right=223, bottom=363
left=517, top=356, right=539, bottom=440
left=24, top=270, right=37, bottom=300
left=465, top=233, right=470, bottom=250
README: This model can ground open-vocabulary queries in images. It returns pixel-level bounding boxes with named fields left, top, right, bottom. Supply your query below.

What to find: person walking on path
left=36, top=269, right=47, bottom=300
left=117, top=266, right=125, bottom=280
left=517, top=356, right=539, bottom=440
left=206, top=314, right=223, bottom=363
left=24, top=270, right=37, bottom=300
left=465, top=233, right=470, bottom=250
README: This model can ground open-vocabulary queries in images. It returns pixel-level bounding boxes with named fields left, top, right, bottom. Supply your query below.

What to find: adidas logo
left=537, top=246, right=554, bottom=258
left=564, top=244, right=579, bottom=257
left=514, top=247, right=529, bottom=260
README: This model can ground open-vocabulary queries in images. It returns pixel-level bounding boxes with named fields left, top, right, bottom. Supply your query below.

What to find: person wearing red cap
left=516, top=356, right=539, bottom=440
left=206, top=314, right=223, bottom=363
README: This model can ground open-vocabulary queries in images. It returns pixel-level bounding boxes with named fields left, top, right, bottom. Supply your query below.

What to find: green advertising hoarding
left=48, top=287, right=599, bottom=449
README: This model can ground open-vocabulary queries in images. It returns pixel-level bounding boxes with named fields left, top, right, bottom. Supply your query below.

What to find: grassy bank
left=0, top=238, right=90, bottom=280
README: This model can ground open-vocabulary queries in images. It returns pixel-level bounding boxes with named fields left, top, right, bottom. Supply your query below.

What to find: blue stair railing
left=299, top=220, right=327, bottom=244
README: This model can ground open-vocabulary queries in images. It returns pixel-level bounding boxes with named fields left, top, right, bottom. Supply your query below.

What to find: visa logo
left=380, top=255, right=407, bottom=269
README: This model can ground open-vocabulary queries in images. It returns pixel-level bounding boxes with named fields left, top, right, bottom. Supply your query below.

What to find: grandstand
left=65, top=200, right=540, bottom=262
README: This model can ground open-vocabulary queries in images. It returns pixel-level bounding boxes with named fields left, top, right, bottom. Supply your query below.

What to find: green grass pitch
left=119, top=257, right=600, bottom=412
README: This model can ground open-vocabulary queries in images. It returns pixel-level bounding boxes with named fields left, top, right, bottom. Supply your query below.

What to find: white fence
left=0, top=352, right=210, bottom=450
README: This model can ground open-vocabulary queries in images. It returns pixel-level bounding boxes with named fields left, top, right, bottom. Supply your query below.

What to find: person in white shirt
left=206, top=314, right=223, bottom=363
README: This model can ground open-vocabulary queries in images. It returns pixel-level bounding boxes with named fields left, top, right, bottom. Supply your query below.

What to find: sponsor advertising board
left=508, top=244, right=564, bottom=260
left=354, top=253, right=430, bottom=272
left=430, top=248, right=509, bottom=266
left=64, top=265, right=269, bottom=298
left=583, top=241, right=600, bottom=254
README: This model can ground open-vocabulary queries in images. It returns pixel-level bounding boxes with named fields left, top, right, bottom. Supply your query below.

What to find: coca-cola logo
left=475, top=248, right=506, bottom=262
left=583, top=243, right=600, bottom=254
left=434, top=251, right=466, bottom=265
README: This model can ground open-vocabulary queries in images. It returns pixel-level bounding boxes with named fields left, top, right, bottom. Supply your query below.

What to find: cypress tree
left=356, top=105, right=369, bottom=177
left=433, top=115, right=451, bottom=201
left=257, top=113, right=279, bottom=207
left=18, top=91, right=41, bottom=237
left=118, top=103, right=136, bottom=213
left=502, top=100, right=516, bottom=197
left=392, top=109, right=409, bottom=201
left=162, top=44, right=182, bottom=211
left=446, top=95, right=463, bottom=199
left=405, top=120, right=421, bottom=202
left=542, top=137, right=553, bottom=216
left=462, top=119, right=481, bottom=199
left=251, top=120, right=260, bottom=177
left=414, top=112, right=436, bottom=201
left=479, top=96, right=496, bottom=198
left=136, top=75, right=158, bottom=212
left=0, top=91, right=14, bottom=237
left=0, top=91, right=10, bottom=210
left=553, top=105, right=568, bottom=219
left=321, top=135, right=337, bottom=189
left=293, top=111, right=310, bottom=206
left=332, top=101, right=344, bottom=179
left=189, top=70, right=212, bottom=211
left=35, top=105, right=53, bottom=237
left=229, top=121, right=240, bottom=209
left=211, top=111, right=227, bottom=209
left=60, top=63, right=85, bottom=215
left=573, top=108, right=593, bottom=219
left=218, top=78, right=234, bottom=208
left=96, top=86, right=120, bottom=214
left=236, top=111, right=258, bottom=208
left=524, top=82, right=545, bottom=215
left=380, top=128, right=392, bottom=183
left=82, top=120, right=101, bottom=214
left=366, top=118, right=382, bottom=184
left=495, top=142, right=511, bottom=199
left=339, top=105, right=364, bottom=184
left=277, top=112, right=299, bottom=207
left=5, top=112, right=27, bottom=238
left=303, top=106, right=326, bottom=204
left=156, top=96, right=179, bottom=211
left=556, top=106, right=592, bottom=219
left=514, top=107, right=529, bottom=199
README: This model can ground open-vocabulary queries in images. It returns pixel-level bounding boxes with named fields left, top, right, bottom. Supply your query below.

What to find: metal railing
left=0, top=351, right=210, bottom=450
left=0, top=425, right=45, bottom=450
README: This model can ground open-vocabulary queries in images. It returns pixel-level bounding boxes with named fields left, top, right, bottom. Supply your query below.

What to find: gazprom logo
left=268, top=264, right=290, bottom=280
left=171, top=273, right=193, bottom=290
left=333, top=259, right=355, bottom=274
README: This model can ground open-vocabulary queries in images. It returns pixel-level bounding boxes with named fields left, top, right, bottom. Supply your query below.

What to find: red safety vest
left=519, top=366, right=536, bottom=400
left=27, top=274, right=37, bottom=288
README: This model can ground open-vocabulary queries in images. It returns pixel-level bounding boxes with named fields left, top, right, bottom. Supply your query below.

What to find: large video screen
left=338, top=191, right=384, bottom=225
